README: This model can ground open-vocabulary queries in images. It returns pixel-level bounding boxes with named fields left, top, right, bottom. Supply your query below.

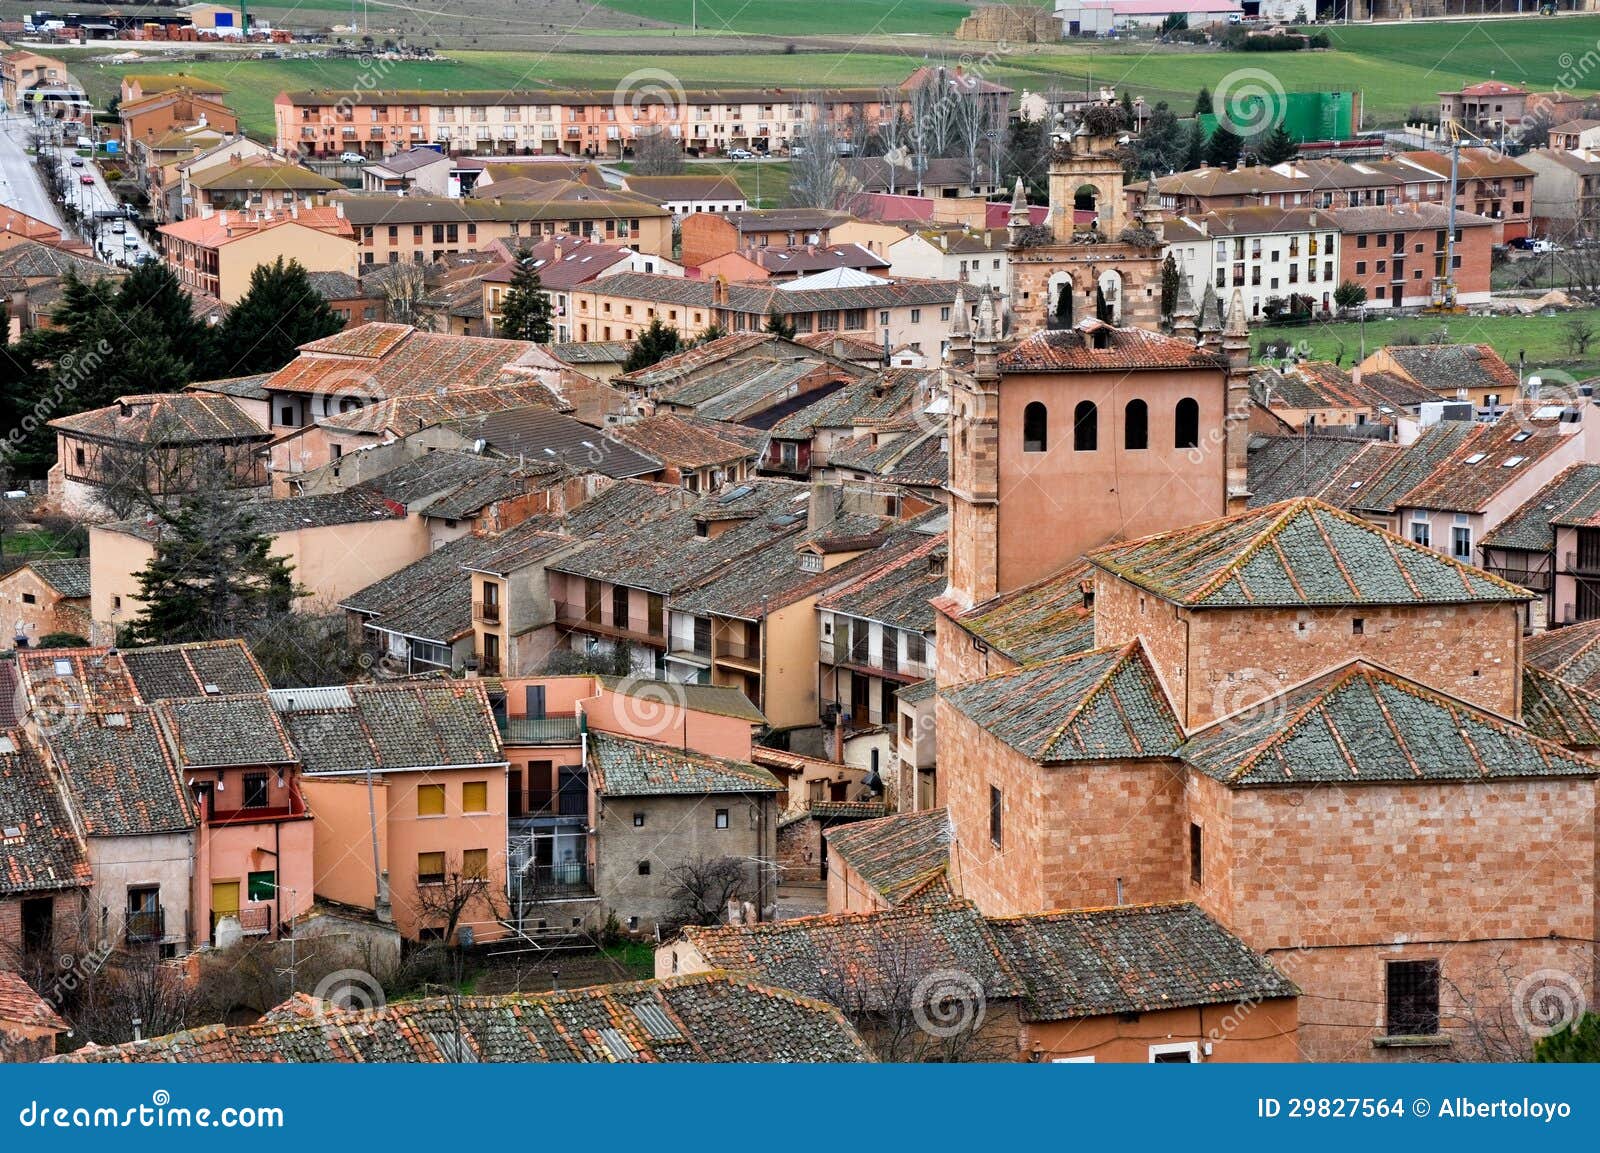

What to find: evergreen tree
left=623, top=317, right=682, bottom=372
left=764, top=311, right=796, bottom=339
left=1119, top=90, right=1136, bottom=126
left=1333, top=280, right=1368, bottom=314
left=1002, top=115, right=1049, bottom=202
left=128, top=475, right=300, bottom=646
left=496, top=248, right=555, bottom=342
left=1128, top=102, right=1184, bottom=177
left=1182, top=120, right=1205, bottom=171
left=211, top=257, right=344, bottom=378
left=1205, top=125, right=1244, bottom=169
left=1194, top=86, right=1213, bottom=116
left=1253, top=124, right=1299, bottom=166
left=698, top=323, right=727, bottom=344
left=1535, top=1013, right=1600, bottom=1062
left=1160, top=253, right=1181, bottom=321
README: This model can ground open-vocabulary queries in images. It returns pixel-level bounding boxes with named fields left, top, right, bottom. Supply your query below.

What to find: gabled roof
left=1178, top=661, right=1600, bottom=788
left=152, top=694, right=298, bottom=770
left=48, top=391, right=269, bottom=446
left=681, top=900, right=1027, bottom=1012
left=1483, top=463, right=1600, bottom=552
left=989, top=902, right=1298, bottom=1022
left=264, top=324, right=539, bottom=400
left=53, top=973, right=871, bottom=1064
left=1089, top=497, right=1529, bottom=608
left=0, top=969, right=67, bottom=1034
left=44, top=708, right=195, bottom=836
left=587, top=732, right=780, bottom=798
left=605, top=414, right=757, bottom=471
left=623, top=173, right=746, bottom=203
left=352, top=450, right=556, bottom=520
left=816, top=532, right=946, bottom=632
left=940, top=642, right=1183, bottom=764
left=1346, top=419, right=1477, bottom=515
left=1246, top=435, right=1398, bottom=510
left=188, top=160, right=341, bottom=192
left=20, top=557, right=90, bottom=600
left=18, top=640, right=269, bottom=712
left=765, top=367, right=930, bottom=439
left=1372, top=342, right=1519, bottom=394
left=271, top=681, right=504, bottom=775
left=1522, top=665, right=1600, bottom=749
left=998, top=322, right=1228, bottom=373
left=1394, top=404, right=1580, bottom=515
left=822, top=807, right=953, bottom=906
left=949, top=560, right=1096, bottom=666
left=1526, top=618, right=1600, bottom=695
left=0, top=730, right=91, bottom=896
left=598, top=677, right=767, bottom=723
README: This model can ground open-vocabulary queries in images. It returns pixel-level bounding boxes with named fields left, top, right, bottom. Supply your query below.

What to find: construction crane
left=1428, top=120, right=1499, bottom=314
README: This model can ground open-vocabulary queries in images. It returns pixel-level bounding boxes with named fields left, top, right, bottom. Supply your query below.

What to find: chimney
left=335, top=201, right=344, bottom=219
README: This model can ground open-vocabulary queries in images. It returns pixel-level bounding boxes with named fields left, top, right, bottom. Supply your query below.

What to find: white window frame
left=1148, top=1041, right=1200, bottom=1063
left=1052, top=1055, right=1096, bottom=1063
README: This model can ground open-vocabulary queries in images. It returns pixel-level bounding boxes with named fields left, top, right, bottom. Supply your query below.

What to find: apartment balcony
left=498, top=716, right=581, bottom=746
left=818, top=638, right=933, bottom=683
left=666, top=640, right=712, bottom=668
left=554, top=601, right=666, bottom=648
left=126, top=908, right=164, bottom=945
left=512, top=861, right=593, bottom=900
left=474, top=598, right=502, bottom=625
left=474, top=652, right=502, bottom=676
left=1485, top=564, right=1551, bottom=593
left=714, top=637, right=761, bottom=672
left=1564, top=551, right=1600, bottom=577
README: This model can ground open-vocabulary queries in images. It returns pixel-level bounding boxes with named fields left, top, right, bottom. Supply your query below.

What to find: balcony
left=474, top=598, right=502, bottom=624
left=666, top=640, right=712, bottom=667
left=1565, top=551, right=1600, bottom=576
left=474, top=652, right=502, bottom=676
left=126, top=907, right=164, bottom=945
left=714, top=636, right=761, bottom=670
left=498, top=716, right=581, bottom=746
left=1485, top=565, right=1551, bottom=593
left=819, top=637, right=933, bottom=682
left=554, top=601, right=666, bottom=648
left=512, top=861, right=593, bottom=900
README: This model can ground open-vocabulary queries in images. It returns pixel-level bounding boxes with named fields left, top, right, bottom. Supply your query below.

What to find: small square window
left=633, top=812, right=645, bottom=827
left=462, top=848, right=488, bottom=879
left=715, top=808, right=729, bottom=829
left=637, top=860, right=651, bottom=876
left=628, top=916, right=639, bottom=930
left=462, top=781, right=488, bottom=813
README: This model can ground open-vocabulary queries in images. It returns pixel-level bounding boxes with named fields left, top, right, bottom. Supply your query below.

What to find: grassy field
left=56, top=14, right=1600, bottom=138
left=598, top=0, right=975, bottom=35
left=1253, top=307, right=1600, bottom=378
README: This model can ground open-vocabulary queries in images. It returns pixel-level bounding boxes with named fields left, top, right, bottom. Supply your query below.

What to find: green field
left=1254, top=307, right=1600, bottom=379
left=59, top=14, right=1600, bottom=140
left=598, top=0, right=975, bottom=35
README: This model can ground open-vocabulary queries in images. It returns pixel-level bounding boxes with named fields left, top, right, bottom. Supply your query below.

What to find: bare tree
left=87, top=415, right=266, bottom=523
left=1565, top=315, right=1597, bottom=357
left=666, top=855, right=749, bottom=927
left=948, top=83, right=999, bottom=186
left=413, top=852, right=507, bottom=946
left=808, top=930, right=1010, bottom=1062
left=63, top=953, right=196, bottom=1047
left=1426, top=953, right=1594, bottom=1063
left=786, top=99, right=846, bottom=210
left=381, top=263, right=436, bottom=330
left=632, top=129, right=684, bottom=176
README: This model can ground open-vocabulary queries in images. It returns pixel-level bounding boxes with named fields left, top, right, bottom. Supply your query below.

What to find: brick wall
left=1094, top=570, right=1523, bottom=726
left=940, top=697, right=1187, bottom=915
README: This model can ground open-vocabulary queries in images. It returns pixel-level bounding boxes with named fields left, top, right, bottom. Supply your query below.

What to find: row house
left=567, top=271, right=962, bottom=356
left=1329, top=203, right=1495, bottom=309
left=274, top=70, right=1010, bottom=161
left=152, top=134, right=273, bottom=223
left=479, top=236, right=680, bottom=343
left=157, top=205, right=356, bottom=304
left=680, top=208, right=852, bottom=269
left=1520, top=146, right=1600, bottom=242
left=817, top=532, right=946, bottom=772
left=182, top=158, right=341, bottom=218
left=825, top=222, right=1011, bottom=300
left=12, top=641, right=314, bottom=955
left=1163, top=208, right=1340, bottom=320
left=1482, top=462, right=1600, bottom=631
left=339, top=191, right=674, bottom=264
left=1398, top=148, right=1535, bottom=244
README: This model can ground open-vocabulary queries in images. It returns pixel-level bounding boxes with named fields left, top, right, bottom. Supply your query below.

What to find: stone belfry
left=1007, top=116, right=1165, bottom=334
left=945, top=287, right=1002, bottom=609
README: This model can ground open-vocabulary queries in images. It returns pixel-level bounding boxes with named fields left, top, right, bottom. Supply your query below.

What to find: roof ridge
left=1186, top=499, right=1308, bottom=603
left=1038, top=640, right=1144, bottom=757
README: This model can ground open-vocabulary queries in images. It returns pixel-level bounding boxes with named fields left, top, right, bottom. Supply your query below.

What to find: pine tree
left=764, top=311, right=795, bottom=339
left=212, top=257, right=344, bottom=378
left=1183, top=120, right=1205, bottom=171
left=1120, top=90, right=1136, bottom=126
left=1194, top=87, right=1213, bottom=116
left=1205, top=125, right=1244, bottom=169
left=1253, top=124, right=1299, bottom=166
left=623, top=317, right=682, bottom=372
left=129, top=475, right=300, bottom=646
left=496, top=249, right=554, bottom=342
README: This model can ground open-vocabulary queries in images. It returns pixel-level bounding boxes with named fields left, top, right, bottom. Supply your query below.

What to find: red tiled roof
left=998, top=320, right=1228, bottom=373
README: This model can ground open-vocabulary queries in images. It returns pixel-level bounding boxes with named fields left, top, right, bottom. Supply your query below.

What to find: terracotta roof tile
left=0, top=731, right=91, bottom=897
left=822, top=808, right=953, bottom=906
left=998, top=321, right=1228, bottom=373
left=588, top=732, right=780, bottom=797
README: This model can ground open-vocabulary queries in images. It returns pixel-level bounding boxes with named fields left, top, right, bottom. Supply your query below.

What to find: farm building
left=1055, top=0, right=1241, bottom=33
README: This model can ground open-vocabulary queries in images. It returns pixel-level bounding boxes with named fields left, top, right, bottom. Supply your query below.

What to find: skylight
left=1512, top=430, right=1532, bottom=442
left=1463, top=452, right=1488, bottom=465
left=1534, top=405, right=1564, bottom=420
left=1502, top=455, right=1526, bottom=467
left=52, top=659, right=72, bottom=677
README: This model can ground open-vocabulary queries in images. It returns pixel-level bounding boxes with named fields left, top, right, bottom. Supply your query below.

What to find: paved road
left=0, top=113, right=63, bottom=228
left=48, top=142, right=158, bottom=265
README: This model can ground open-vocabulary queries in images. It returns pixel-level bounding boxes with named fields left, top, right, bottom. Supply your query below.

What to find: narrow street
left=0, top=112, right=63, bottom=228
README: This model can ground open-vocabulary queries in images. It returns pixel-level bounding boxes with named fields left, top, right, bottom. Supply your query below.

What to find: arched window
left=1175, top=397, right=1200, bottom=449
left=1023, top=402, right=1048, bottom=453
left=1073, top=401, right=1098, bottom=452
left=1124, top=399, right=1148, bottom=450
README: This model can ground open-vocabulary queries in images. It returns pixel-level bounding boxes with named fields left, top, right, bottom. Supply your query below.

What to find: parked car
left=1530, top=239, right=1562, bottom=254
left=789, top=145, right=808, bottom=158
left=112, top=221, right=125, bottom=234
left=123, top=233, right=139, bottom=248
left=726, top=147, right=753, bottom=160
left=69, top=156, right=83, bottom=167
left=338, top=151, right=366, bottom=164
left=78, top=174, right=93, bottom=185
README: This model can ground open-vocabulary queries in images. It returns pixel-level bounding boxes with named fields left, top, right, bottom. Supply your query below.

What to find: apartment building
left=1164, top=208, right=1340, bottom=320
left=1328, top=203, right=1495, bottom=309
left=157, top=204, right=357, bottom=303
